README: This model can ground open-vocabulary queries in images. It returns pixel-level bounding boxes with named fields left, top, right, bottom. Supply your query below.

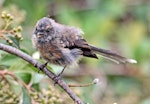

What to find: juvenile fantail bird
left=32, top=17, right=137, bottom=76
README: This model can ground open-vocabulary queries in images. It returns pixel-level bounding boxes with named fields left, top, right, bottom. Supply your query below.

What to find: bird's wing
left=60, top=26, right=98, bottom=59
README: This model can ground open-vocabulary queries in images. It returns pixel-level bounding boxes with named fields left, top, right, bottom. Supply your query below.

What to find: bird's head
left=33, top=17, right=55, bottom=42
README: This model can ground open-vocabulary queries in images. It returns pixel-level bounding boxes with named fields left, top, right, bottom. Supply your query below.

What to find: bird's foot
left=52, top=65, right=67, bottom=85
left=53, top=74, right=62, bottom=86
left=37, top=62, right=48, bottom=73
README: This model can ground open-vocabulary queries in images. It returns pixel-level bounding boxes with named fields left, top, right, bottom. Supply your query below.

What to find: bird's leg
left=58, top=65, right=67, bottom=77
left=53, top=65, right=67, bottom=85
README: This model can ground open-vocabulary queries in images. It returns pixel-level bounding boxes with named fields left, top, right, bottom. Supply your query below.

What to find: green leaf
left=7, top=34, right=20, bottom=48
left=15, top=72, right=32, bottom=84
left=0, top=52, right=19, bottom=67
left=32, top=83, right=40, bottom=91
left=9, top=59, right=36, bottom=71
left=8, top=35, right=20, bottom=49
left=22, top=86, right=31, bottom=104
left=32, top=73, right=45, bottom=84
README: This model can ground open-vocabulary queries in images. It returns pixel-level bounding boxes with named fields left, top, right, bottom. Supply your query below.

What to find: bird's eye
left=46, top=30, right=50, bottom=33
left=46, top=28, right=52, bottom=33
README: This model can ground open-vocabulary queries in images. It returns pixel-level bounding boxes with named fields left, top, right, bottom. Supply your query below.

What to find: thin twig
left=0, top=43, right=84, bottom=104
left=0, top=70, right=30, bottom=91
left=68, top=83, right=93, bottom=87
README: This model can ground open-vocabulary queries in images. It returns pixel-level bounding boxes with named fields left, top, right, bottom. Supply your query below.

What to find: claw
left=34, top=62, right=38, bottom=67
left=34, top=62, right=41, bottom=72
left=53, top=75, right=61, bottom=86
left=53, top=65, right=67, bottom=85
left=37, top=62, right=48, bottom=73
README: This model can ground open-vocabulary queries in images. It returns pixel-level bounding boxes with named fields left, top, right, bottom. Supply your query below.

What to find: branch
left=0, top=43, right=84, bottom=104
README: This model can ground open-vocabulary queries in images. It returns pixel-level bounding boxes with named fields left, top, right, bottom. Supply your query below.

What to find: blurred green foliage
left=0, top=0, right=150, bottom=104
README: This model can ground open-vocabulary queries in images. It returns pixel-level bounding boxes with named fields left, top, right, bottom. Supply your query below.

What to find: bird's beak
left=37, top=33, right=44, bottom=38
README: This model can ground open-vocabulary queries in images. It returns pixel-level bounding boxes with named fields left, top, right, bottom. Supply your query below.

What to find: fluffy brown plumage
left=32, top=17, right=137, bottom=69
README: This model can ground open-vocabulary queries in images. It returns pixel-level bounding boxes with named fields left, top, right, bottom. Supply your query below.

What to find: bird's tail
left=89, top=45, right=137, bottom=64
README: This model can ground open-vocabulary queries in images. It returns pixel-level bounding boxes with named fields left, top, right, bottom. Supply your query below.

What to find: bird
left=32, top=17, right=137, bottom=79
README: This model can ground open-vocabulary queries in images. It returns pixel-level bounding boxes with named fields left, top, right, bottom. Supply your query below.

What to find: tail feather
left=89, top=45, right=137, bottom=64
